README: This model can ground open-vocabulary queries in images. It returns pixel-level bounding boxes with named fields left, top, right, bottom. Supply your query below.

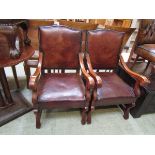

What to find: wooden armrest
left=85, top=53, right=102, bottom=88
left=79, top=53, right=95, bottom=89
left=120, top=55, right=150, bottom=86
left=29, top=52, right=43, bottom=91
left=120, top=55, right=150, bottom=96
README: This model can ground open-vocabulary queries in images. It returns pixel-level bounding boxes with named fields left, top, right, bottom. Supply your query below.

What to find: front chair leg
left=34, top=109, right=42, bottom=129
left=81, top=108, right=87, bottom=125
left=120, top=103, right=135, bottom=120
left=87, top=106, right=94, bottom=124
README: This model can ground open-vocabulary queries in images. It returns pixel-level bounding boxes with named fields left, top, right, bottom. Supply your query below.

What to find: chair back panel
left=39, top=25, right=82, bottom=69
left=138, top=19, right=155, bottom=45
left=87, top=29, right=124, bottom=69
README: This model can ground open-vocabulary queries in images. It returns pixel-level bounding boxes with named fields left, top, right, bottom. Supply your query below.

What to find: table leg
left=12, top=66, right=20, bottom=89
left=0, top=68, right=13, bottom=104
left=0, top=90, right=6, bottom=107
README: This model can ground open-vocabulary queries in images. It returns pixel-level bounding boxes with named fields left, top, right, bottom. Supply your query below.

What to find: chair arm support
left=120, top=55, right=150, bottom=96
left=79, top=53, right=95, bottom=90
left=85, top=53, right=102, bottom=88
left=29, top=52, right=43, bottom=91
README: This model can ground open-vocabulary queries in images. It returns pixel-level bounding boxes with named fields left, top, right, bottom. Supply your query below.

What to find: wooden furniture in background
left=0, top=40, right=34, bottom=126
left=84, top=29, right=149, bottom=123
left=112, top=19, right=132, bottom=28
left=29, top=25, right=94, bottom=128
left=0, top=20, right=31, bottom=89
left=129, top=19, right=155, bottom=71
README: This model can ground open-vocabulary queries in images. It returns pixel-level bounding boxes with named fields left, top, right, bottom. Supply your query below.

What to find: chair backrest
left=58, top=20, right=98, bottom=52
left=105, top=25, right=135, bottom=48
left=137, top=19, right=155, bottom=45
left=39, top=25, right=82, bottom=69
left=87, top=29, right=125, bottom=69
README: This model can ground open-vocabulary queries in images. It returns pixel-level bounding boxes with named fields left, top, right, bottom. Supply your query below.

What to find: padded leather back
left=138, top=19, right=155, bottom=45
left=39, top=25, right=82, bottom=69
left=87, top=29, right=124, bottom=69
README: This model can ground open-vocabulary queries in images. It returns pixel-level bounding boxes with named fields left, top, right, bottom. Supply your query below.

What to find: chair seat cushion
left=37, top=73, right=85, bottom=105
left=136, top=44, right=155, bottom=62
left=96, top=72, right=136, bottom=105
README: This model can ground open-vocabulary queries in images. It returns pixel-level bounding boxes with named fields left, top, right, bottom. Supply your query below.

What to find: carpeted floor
left=0, top=58, right=155, bottom=135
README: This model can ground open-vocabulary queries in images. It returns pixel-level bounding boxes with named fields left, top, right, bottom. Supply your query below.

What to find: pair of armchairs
left=29, top=25, right=149, bottom=129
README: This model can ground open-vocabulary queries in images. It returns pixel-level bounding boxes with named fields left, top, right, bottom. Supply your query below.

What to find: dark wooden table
left=0, top=45, right=34, bottom=126
left=0, top=19, right=31, bottom=45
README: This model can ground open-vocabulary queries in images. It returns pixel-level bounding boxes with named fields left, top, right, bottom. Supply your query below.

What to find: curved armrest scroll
left=29, top=52, right=43, bottom=91
left=79, top=53, right=95, bottom=90
left=85, top=53, right=102, bottom=88
left=120, top=55, right=150, bottom=96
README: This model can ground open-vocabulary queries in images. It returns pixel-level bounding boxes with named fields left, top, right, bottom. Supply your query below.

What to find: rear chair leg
left=81, top=108, right=87, bottom=125
left=87, top=106, right=94, bottom=124
left=34, top=109, right=42, bottom=129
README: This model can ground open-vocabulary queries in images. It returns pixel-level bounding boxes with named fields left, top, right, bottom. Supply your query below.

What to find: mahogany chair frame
left=84, top=29, right=149, bottom=123
left=29, top=25, right=94, bottom=128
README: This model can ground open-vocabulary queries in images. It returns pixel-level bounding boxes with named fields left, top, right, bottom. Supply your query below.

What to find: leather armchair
left=85, top=29, right=149, bottom=124
left=29, top=25, right=94, bottom=128
left=130, top=19, right=155, bottom=70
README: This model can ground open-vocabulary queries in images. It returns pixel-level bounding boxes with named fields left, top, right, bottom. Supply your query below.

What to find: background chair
left=129, top=19, right=155, bottom=71
left=29, top=25, right=94, bottom=128
left=84, top=29, right=149, bottom=123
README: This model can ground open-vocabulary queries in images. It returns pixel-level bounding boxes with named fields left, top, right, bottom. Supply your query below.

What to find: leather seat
left=136, top=44, right=155, bottom=62
left=96, top=72, right=136, bottom=105
left=38, top=73, right=85, bottom=104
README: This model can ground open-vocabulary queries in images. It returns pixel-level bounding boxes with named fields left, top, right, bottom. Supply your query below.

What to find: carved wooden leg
left=12, top=66, right=20, bottom=89
left=120, top=103, right=135, bottom=120
left=87, top=106, right=95, bottom=124
left=87, top=110, right=91, bottom=124
left=34, top=109, right=42, bottom=129
left=81, top=108, right=87, bottom=125
left=24, top=61, right=31, bottom=89
left=0, top=68, right=13, bottom=103
left=0, top=90, right=6, bottom=107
